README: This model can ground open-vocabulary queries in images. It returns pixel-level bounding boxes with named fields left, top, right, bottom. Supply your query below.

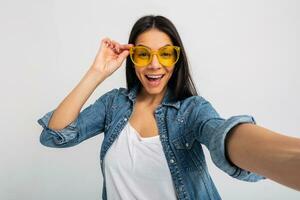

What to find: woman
left=37, top=15, right=300, bottom=199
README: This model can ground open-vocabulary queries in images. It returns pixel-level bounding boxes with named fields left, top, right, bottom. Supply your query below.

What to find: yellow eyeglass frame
left=129, top=45, right=180, bottom=67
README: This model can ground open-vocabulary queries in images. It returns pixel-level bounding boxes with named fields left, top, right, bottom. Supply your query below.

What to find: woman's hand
left=90, top=38, right=133, bottom=78
left=226, top=123, right=300, bottom=191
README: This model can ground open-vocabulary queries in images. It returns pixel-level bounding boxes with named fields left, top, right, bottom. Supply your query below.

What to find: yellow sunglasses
left=129, top=45, right=180, bottom=67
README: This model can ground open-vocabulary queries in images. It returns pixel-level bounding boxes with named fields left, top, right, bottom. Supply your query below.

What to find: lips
left=144, top=74, right=165, bottom=87
left=145, top=74, right=164, bottom=80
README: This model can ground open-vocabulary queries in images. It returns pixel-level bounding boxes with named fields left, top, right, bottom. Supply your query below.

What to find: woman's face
left=134, top=28, right=175, bottom=96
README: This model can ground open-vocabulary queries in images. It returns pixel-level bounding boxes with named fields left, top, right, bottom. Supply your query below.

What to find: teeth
left=146, top=75, right=163, bottom=78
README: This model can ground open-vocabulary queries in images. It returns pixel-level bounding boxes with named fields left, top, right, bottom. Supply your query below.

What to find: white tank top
left=104, top=122, right=177, bottom=200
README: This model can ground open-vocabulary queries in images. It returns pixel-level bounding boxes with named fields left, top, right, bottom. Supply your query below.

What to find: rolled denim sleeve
left=37, top=88, right=117, bottom=148
left=194, top=96, right=266, bottom=182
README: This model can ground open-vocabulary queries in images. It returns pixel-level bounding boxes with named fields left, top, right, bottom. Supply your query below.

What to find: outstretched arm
left=226, top=123, right=300, bottom=191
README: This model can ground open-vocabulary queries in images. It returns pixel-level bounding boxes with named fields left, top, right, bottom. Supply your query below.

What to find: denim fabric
left=37, top=85, right=265, bottom=200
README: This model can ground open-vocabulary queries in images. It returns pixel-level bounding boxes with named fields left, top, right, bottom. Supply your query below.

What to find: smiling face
left=134, top=28, right=176, bottom=96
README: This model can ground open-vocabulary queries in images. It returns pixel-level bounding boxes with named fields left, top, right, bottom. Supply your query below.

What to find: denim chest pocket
left=171, top=131, right=200, bottom=171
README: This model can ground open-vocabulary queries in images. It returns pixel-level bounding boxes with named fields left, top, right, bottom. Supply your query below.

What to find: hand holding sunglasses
left=90, top=38, right=134, bottom=78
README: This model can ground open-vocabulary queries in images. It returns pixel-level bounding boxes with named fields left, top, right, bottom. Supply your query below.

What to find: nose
left=148, top=54, right=161, bottom=69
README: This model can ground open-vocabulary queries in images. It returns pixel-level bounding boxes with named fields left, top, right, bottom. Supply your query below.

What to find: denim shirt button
left=161, top=134, right=166, bottom=138
left=185, top=143, right=189, bottom=147
left=170, top=159, right=175, bottom=164
left=177, top=118, right=184, bottom=123
left=124, top=118, right=127, bottom=121
left=179, top=186, right=184, bottom=191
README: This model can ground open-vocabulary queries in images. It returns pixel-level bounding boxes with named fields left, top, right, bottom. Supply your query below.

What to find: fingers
left=102, top=38, right=117, bottom=52
left=102, top=37, right=112, bottom=47
left=120, top=44, right=134, bottom=50
left=110, top=40, right=121, bottom=53
left=116, top=49, right=130, bottom=63
left=101, top=37, right=133, bottom=53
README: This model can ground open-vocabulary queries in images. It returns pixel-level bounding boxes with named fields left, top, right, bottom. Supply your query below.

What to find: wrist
left=85, top=67, right=107, bottom=86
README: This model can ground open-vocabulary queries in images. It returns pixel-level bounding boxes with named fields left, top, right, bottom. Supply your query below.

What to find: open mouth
left=144, top=74, right=165, bottom=87
left=145, top=74, right=164, bottom=81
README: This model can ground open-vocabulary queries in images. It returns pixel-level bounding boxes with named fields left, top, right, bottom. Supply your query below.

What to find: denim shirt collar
left=123, top=85, right=180, bottom=109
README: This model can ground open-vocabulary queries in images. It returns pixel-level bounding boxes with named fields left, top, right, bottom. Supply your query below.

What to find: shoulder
left=97, top=87, right=129, bottom=102
left=180, top=95, right=210, bottom=108
left=178, top=95, right=218, bottom=119
left=117, top=87, right=129, bottom=95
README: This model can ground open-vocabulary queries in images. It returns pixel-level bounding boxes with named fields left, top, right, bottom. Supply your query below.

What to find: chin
left=142, top=84, right=166, bottom=94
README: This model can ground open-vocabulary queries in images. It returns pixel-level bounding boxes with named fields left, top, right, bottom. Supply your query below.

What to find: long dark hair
left=126, top=15, right=198, bottom=101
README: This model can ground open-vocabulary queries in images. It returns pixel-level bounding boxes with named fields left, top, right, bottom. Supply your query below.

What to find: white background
left=1, top=0, right=299, bottom=199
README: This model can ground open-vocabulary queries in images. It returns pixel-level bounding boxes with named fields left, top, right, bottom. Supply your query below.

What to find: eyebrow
left=135, top=44, right=172, bottom=49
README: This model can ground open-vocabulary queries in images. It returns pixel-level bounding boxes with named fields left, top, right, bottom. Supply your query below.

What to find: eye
left=138, top=52, right=149, bottom=57
left=160, top=52, right=172, bottom=57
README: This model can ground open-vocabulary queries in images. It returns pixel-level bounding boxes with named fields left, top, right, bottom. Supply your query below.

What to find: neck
left=137, top=86, right=167, bottom=107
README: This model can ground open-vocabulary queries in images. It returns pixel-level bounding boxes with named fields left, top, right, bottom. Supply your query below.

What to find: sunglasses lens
left=130, top=47, right=151, bottom=67
left=130, top=46, right=180, bottom=67
left=158, top=46, right=179, bottom=67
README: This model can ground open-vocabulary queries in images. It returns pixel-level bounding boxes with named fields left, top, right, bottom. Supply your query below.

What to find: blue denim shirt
left=37, top=85, right=265, bottom=200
